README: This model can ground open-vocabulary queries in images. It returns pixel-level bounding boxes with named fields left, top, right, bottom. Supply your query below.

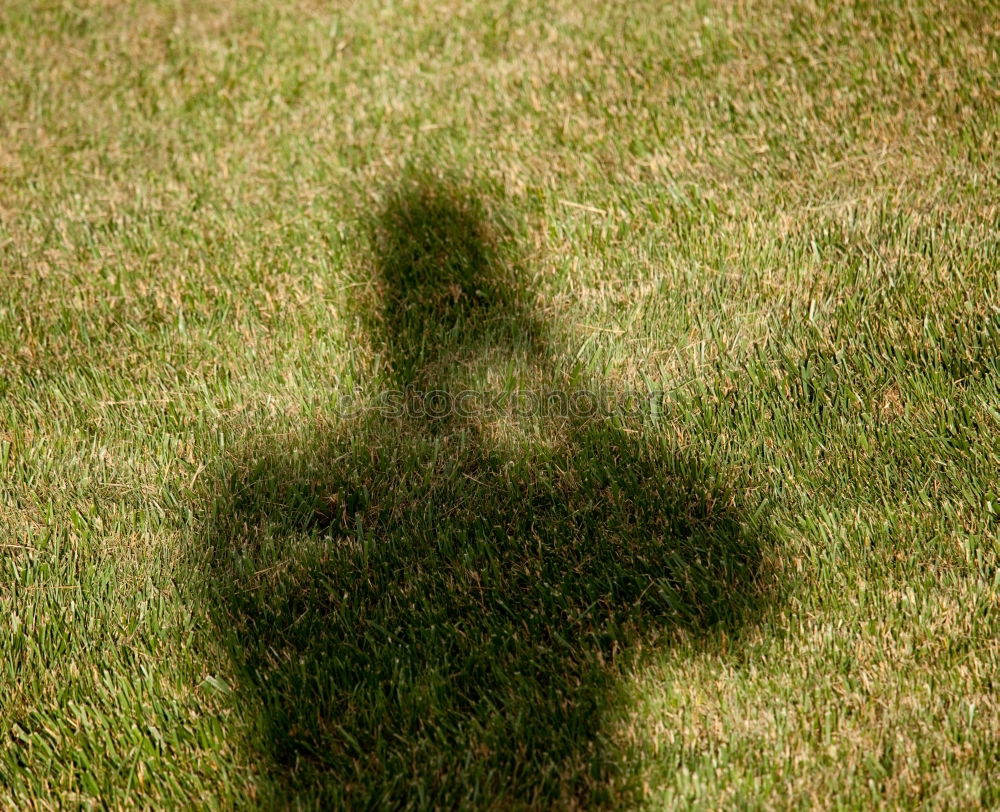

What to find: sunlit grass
left=1, top=0, right=997, bottom=807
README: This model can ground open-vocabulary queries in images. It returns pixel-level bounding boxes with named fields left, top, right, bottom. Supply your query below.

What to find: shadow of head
left=368, top=169, right=548, bottom=385
left=199, top=172, right=779, bottom=807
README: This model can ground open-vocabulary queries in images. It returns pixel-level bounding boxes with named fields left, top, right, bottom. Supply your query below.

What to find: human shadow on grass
left=202, top=170, right=777, bottom=808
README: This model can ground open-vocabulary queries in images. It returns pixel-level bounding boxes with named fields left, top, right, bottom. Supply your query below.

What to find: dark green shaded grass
left=207, top=417, right=774, bottom=808
left=200, top=176, right=777, bottom=807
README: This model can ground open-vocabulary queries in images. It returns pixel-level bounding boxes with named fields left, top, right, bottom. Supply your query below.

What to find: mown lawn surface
left=1, top=0, right=997, bottom=808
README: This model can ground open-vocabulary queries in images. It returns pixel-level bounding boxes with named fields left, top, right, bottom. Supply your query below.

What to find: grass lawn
left=1, top=0, right=997, bottom=807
